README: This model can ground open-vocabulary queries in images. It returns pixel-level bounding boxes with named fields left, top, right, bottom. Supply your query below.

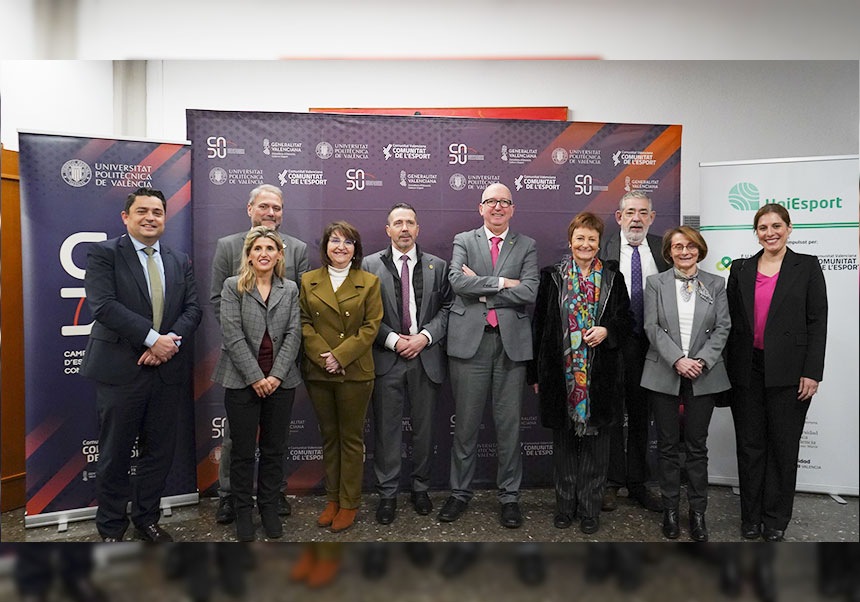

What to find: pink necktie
left=486, top=236, right=502, bottom=327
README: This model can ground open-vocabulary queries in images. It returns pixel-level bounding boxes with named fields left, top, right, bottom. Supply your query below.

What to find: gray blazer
left=362, top=246, right=453, bottom=384
left=447, top=227, right=539, bottom=362
left=210, top=230, right=309, bottom=324
left=640, top=269, right=731, bottom=396
left=211, top=275, right=302, bottom=390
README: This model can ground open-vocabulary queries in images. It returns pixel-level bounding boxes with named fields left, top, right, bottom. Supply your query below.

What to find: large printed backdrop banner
left=187, top=110, right=681, bottom=495
left=18, top=133, right=198, bottom=525
left=700, top=155, right=859, bottom=495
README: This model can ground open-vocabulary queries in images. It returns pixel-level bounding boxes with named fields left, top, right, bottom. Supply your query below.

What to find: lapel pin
left=429, top=264, right=434, bottom=269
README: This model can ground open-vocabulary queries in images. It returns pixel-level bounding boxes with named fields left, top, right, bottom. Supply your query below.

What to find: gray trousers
left=218, top=403, right=293, bottom=498
left=449, top=328, right=525, bottom=504
left=372, top=355, right=439, bottom=498
left=553, top=426, right=610, bottom=519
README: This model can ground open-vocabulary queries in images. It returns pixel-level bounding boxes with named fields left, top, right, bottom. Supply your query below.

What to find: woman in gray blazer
left=641, top=226, right=730, bottom=542
left=212, top=226, right=302, bottom=541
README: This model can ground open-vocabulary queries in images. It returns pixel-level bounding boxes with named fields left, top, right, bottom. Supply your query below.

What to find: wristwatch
left=695, top=358, right=706, bottom=368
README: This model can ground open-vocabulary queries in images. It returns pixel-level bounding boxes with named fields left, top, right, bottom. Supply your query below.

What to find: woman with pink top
left=725, top=203, right=828, bottom=542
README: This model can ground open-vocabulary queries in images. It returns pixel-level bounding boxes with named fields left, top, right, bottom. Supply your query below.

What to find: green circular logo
left=716, top=256, right=732, bottom=271
left=728, top=182, right=760, bottom=211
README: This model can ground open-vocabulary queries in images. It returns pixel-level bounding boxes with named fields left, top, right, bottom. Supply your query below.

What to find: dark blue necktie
left=631, top=245, right=644, bottom=333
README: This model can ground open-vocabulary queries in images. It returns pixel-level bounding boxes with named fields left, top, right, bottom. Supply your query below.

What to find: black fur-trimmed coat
left=527, top=259, right=633, bottom=431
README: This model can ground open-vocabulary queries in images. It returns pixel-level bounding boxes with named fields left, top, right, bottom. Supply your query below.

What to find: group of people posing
left=81, top=182, right=827, bottom=544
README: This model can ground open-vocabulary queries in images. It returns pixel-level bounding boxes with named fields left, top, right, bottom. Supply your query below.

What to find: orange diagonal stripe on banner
left=27, top=453, right=89, bottom=515
left=166, top=180, right=192, bottom=220
left=198, top=454, right=219, bottom=493
left=25, top=416, right=65, bottom=459
left=585, top=125, right=682, bottom=214
left=286, top=461, right=325, bottom=493
left=77, top=138, right=116, bottom=164
left=140, top=143, right=182, bottom=174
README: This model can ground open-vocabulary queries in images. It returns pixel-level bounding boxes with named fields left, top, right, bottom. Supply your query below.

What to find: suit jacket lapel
left=379, top=247, right=400, bottom=315
left=266, top=278, right=285, bottom=313
left=661, top=272, right=682, bottom=348
left=336, top=270, right=361, bottom=304
left=119, top=235, right=152, bottom=304
left=310, top=269, right=340, bottom=313
left=419, top=252, right=435, bottom=324
left=474, top=228, right=493, bottom=275
left=689, top=273, right=711, bottom=352
left=738, top=250, right=761, bottom=332
left=161, top=246, right=179, bottom=319
left=764, top=248, right=801, bottom=333
left=494, top=231, right=517, bottom=275
left=605, top=232, right=622, bottom=262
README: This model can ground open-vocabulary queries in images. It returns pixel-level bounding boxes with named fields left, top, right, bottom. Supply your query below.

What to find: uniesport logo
left=716, top=256, right=733, bottom=271
left=728, top=182, right=760, bottom=211
left=209, top=167, right=228, bottom=185
left=316, top=141, right=333, bottom=160
left=61, top=159, right=92, bottom=187
left=551, top=148, right=569, bottom=165
left=449, top=173, right=467, bottom=191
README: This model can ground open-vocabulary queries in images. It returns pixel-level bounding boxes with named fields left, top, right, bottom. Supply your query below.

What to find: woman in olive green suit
left=300, top=221, right=383, bottom=532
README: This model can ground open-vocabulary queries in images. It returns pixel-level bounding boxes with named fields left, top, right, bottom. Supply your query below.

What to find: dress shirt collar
left=129, top=234, right=161, bottom=253
left=392, top=244, right=418, bottom=264
left=483, top=226, right=509, bottom=242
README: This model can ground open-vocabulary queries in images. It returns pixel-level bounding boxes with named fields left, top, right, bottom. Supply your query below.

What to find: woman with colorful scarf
left=528, top=212, right=632, bottom=535
left=640, top=226, right=731, bottom=542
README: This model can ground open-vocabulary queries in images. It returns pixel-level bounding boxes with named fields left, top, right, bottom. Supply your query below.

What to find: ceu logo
left=263, top=138, right=271, bottom=155
left=206, top=136, right=227, bottom=159
left=346, top=168, right=365, bottom=191
left=448, top=143, right=468, bottom=165
left=514, top=175, right=524, bottom=191
left=316, top=141, right=333, bottom=160
left=573, top=174, right=592, bottom=195
left=209, top=167, right=227, bottom=185
left=716, top=256, right=733, bottom=271
left=382, top=143, right=393, bottom=160
left=728, top=182, right=760, bottom=211
left=61, top=159, right=92, bottom=187
left=551, top=147, right=569, bottom=165
left=449, top=173, right=466, bottom=191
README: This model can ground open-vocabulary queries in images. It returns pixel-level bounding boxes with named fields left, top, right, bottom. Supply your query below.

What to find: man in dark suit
left=81, top=188, right=201, bottom=542
left=362, top=203, right=452, bottom=524
left=438, top=182, right=539, bottom=529
left=209, top=184, right=309, bottom=523
left=597, top=190, right=668, bottom=513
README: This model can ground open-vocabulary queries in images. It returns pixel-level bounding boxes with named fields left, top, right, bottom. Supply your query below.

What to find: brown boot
left=317, top=502, right=339, bottom=527
left=330, top=507, right=358, bottom=532
left=289, top=547, right=316, bottom=582
left=307, top=558, right=341, bottom=588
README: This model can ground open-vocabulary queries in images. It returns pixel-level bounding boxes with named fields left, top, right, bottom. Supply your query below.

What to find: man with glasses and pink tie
left=438, top=182, right=539, bottom=529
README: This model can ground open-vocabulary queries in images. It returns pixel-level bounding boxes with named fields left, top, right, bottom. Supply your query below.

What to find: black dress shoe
left=135, top=523, right=173, bottom=542
left=362, top=545, right=389, bottom=580
left=405, top=542, right=434, bottom=568
left=100, top=535, right=123, bottom=543
left=64, top=578, right=108, bottom=602
left=662, top=508, right=680, bottom=539
left=277, top=492, right=292, bottom=516
left=439, top=545, right=478, bottom=578
left=762, top=526, right=785, bottom=542
left=580, top=516, right=600, bottom=534
left=410, top=491, right=433, bottom=515
left=553, top=512, right=573, bottom=529
left=631, top=488, right=663, bottom=512
left=741, top=522, right=762, bottom=539
left=720, top=557, right=742, bottom=598
left=516, top=552, right=546, bottom=586
left=754, top=560, right=778, bottom=602
left=375, top=498, right=397, bottom=525
left=235, top=509, right=255, bottom=542
left=689, top=511, right=708, bottom=542
left=500, top=502, right=523, bottom=528
left=216, top=495, right=236, bottom=525
left=602, top=487, right=618, bottom=511
left=260, top=505, right=284, bottom=539
left=437, top=496, right=468, bottom=522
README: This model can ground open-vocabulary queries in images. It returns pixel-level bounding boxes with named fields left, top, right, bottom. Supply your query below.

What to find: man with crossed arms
left=438, top=182, right=539, bottom=529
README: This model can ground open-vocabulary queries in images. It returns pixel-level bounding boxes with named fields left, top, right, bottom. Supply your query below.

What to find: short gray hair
left=619, top=190, right=652, bottom=211
left=248, top=184, right=283, bottom=206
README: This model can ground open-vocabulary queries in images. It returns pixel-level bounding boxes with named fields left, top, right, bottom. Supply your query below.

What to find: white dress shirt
left=618, top=229, right=659, bottom=301
left=384, top=245, right=433, bottom=351
left=676, top=277, right=697, bottom=356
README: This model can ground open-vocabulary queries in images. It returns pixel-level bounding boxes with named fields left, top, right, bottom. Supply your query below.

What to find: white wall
left=146, top=60, right=859, bottom=215
left=0, top=60, right=113, bottom=151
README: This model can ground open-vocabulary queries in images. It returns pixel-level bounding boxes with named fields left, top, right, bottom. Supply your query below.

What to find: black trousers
left=180, top=543, right=248, bottom=600
left=607, top=333, right=651, bottom=493
left=553, top=426, right=610, bottom=519
left=95, top=371, right=180, bottom=539
left=15, top=544, right=93, bottom=594
left=224, top=386, right=294, bottom=512
left=650, top=379, right=715, bottom=513
left=731, top=349, right=810, bottom=531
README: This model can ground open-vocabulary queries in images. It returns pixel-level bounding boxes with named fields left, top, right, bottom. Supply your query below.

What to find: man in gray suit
left=362, top=202, right=453, bottom=524
left=210, top=184, right=309, bottom=524
left=438, top=182, right=539, bottom=529
left=597, top=190, right=668, bottom=513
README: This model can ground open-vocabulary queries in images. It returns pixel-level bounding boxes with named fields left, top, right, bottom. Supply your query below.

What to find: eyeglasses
left=329, top=237, right=355, bottom=247
left=481, top=198, right=513, bottom=208
left=671, top=243, right=699, bottom=253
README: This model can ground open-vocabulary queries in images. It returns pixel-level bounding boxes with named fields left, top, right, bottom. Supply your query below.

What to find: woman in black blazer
left=726, top=204, right=827, bottom=542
